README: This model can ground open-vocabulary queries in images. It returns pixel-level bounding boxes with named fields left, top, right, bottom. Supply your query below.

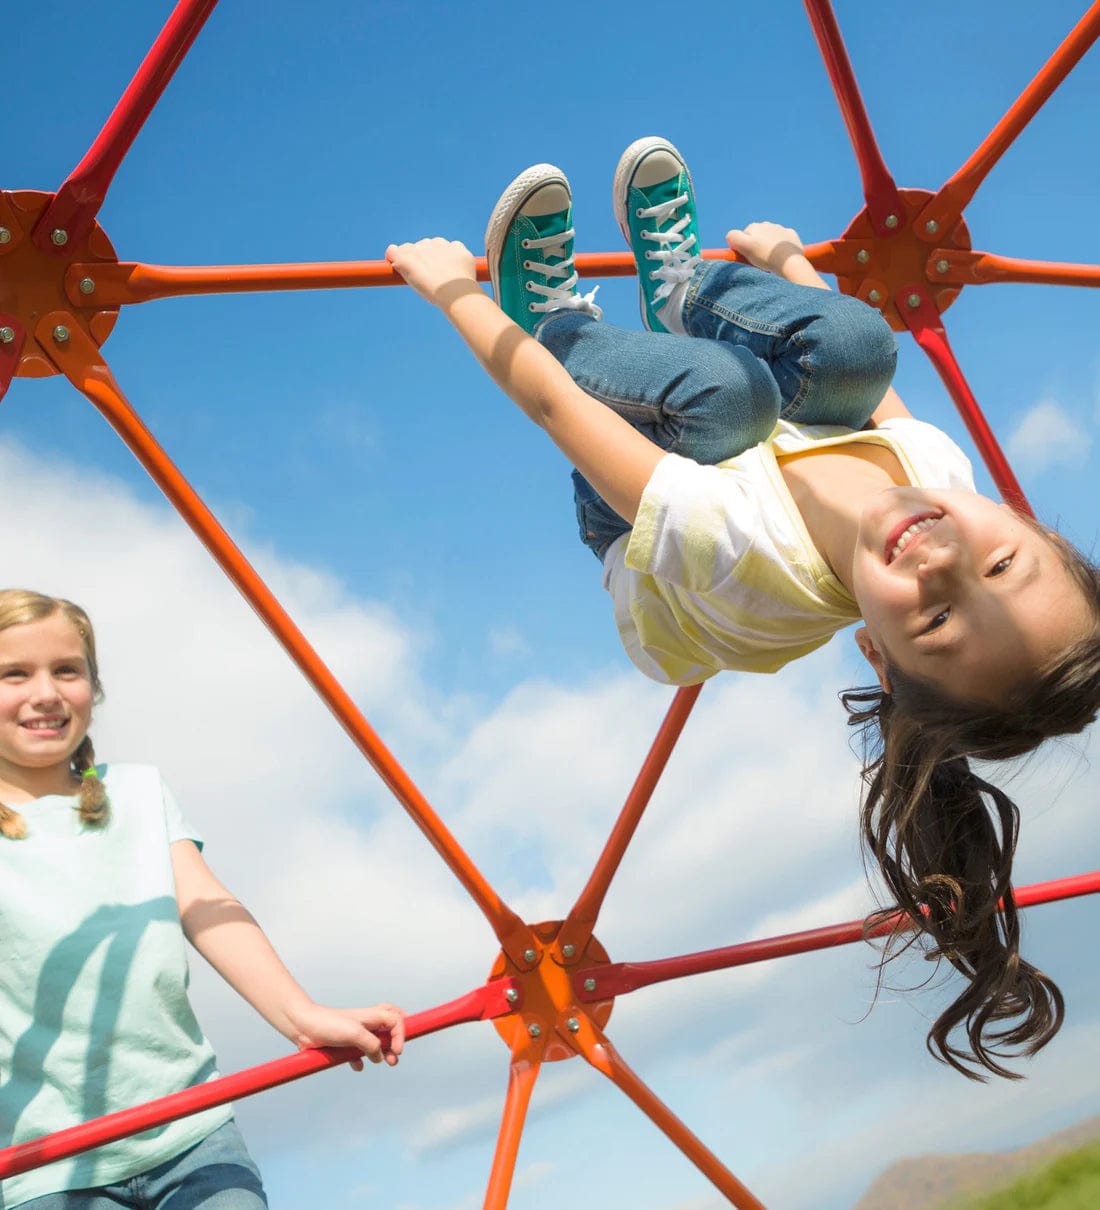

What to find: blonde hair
left=0, top=590, right=109, bottom=839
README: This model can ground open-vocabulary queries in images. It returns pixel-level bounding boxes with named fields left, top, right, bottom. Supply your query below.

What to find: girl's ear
left=855, top=627, right=893, bottom=694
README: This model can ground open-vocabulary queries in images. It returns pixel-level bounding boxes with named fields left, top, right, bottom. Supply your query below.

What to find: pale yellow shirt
left=603, top=417, right=977, bottom=684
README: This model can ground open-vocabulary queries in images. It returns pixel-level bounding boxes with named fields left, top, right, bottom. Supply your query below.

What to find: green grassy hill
left=952, top=1140, right=1100, bottom=1209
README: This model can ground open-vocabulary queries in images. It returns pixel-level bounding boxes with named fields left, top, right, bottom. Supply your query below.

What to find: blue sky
left=3, top=2, right=1100, bottom=1208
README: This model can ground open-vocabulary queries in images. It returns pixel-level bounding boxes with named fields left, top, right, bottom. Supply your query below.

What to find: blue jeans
left=20, top=1121, right=267, bottom=1209
left=535, top=260, right=897, bottom=558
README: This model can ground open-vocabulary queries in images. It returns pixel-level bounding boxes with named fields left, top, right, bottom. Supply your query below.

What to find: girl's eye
left=924, top=609, right=950, bottom=633
left=1, top=669, right=26, bottom=681
left=988, top=556, right=1014, bottom=576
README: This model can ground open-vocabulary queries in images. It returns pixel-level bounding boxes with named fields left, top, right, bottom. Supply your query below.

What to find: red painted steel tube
left=556, top=685, right=702, bottom=960
left=897, top=290, right=1030, bottom=514
left=803, top=0, right=903, bottom=235
left=38, top=314, right=537, bottom=968
left=931, top=249, right=1100, bottom=288
left=0, top=978, right=516, bottom=1180
left=34, top=0, right=220, bottom=254
left=483, top=1036, right=545, bottom=1210
left=576, top=869, right=1100, bottom=1002
left=916, top=1, right=1100, bottom=239
left=580, top=1024, right=767, bottom=1210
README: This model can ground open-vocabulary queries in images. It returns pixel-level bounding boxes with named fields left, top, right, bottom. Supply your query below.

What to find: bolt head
left=51, top=228, right=69, bottom=246
left=0, top=228, right=10, bottom=245
left=884, top=214, right=899, bottom=229
left=566, top=1017, right=580, bottom=1033
left=78, top=277, right=96, bottom=295
left=583, top=977, right=597, bottom=993
left=0, top=326, right=14, bottom=344
left=527, top=1023, right=541, bottom=1039
left=562, top=944, right=576, bottom=959
left=52, top=325, right=70, bottom=343
left=867, top=289, right=882, bottom=303
left=855, top=248, right=870, bottom=264
left=907, top=293, right=922, bottom=309
left=924, top=219, right=939, bottom=234
left=504, top=988, right=519, bottom=1005
left=936, top=259, right=949, bottom=274
left=523, top=948, right=537, bottom=964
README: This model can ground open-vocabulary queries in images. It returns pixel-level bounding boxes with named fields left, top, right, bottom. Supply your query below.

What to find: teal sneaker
left=613, top=137, right=702, bottom=333
left=485, top=163, right=601, bottom=336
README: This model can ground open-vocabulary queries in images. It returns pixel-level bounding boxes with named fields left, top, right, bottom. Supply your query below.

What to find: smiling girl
left=386, top=136, right=1100, bottom=1080
left=0, top=590, right=404, bottom=1208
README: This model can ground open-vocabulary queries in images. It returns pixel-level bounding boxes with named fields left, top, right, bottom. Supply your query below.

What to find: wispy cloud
left=1006, top=398, right=1092, bottom=475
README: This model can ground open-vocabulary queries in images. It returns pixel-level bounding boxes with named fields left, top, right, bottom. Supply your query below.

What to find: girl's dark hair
left=843, top=528, right=1100, bottom=1079
left=0, top=589, right=109, bottom=840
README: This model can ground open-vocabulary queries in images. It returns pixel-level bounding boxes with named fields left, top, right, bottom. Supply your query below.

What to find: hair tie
left=82, top=767, right=99, bottom=780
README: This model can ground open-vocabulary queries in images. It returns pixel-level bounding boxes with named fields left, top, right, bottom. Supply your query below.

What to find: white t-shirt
left=0, top=764, right=232, bottom=1208
left=603, top=417, right=977, bottom=684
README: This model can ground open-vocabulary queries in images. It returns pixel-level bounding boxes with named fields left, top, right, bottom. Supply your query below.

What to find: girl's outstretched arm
left=171, top=840, right=404, bottom=1068
left=386, top=237, right=665, bottom=525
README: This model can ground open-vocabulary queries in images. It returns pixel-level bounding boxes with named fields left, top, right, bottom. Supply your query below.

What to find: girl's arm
left=171, top=840, right=404, bottom=1068
left=386, top=238, right=665, bottom=524
left=727, top=223, right=913, bottom=423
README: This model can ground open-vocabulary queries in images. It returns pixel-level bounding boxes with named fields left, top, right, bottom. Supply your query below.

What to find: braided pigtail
left=72, top=735, right=109, bottom=828
left=0, top=803, right=27, bottom=840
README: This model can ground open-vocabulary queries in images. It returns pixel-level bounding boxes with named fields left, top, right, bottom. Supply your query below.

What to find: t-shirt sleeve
left=160, top=775, right=204, bottom=850
left=625, top=453, right=762, bottom=591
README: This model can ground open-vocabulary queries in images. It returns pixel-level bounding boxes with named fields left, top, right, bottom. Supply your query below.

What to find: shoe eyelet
left=528, top=303, right=536, bottom=312
left=639, top=229, right=649, bottom=239
left=644, top=251, right=655, bottom=260
left=635, top=208, right=645, bottom=218
left=521, top=238, right=531, bottom=248
left=525, top=281, right=534, bottom=291
left=523, top=260, right=533, bottom=270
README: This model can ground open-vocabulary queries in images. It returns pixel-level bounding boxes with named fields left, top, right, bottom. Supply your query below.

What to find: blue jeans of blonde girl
left=20, top=1121, right=266, bottom=1209
left=535, top=260, right=898, bottom=558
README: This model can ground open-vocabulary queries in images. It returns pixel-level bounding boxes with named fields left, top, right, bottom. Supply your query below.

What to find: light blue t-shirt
left=0, top=764, right=232, bottom=1207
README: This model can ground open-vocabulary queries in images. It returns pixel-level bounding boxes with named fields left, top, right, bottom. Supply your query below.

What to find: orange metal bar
left=916, top=1, right=1100, bottom=238
left=895, top=291, right=1030, bottom=513
left=66, top=244, right=834, bottom=307
left=482, top=1033, right=546, bottom=1210
left=573, top=1017, right=768, bottom=1210
left=555, top=685, right=702, bottom=963
left=929, top=248, right=1100, bottom=288
left=35, top=313, right=538, bottom=969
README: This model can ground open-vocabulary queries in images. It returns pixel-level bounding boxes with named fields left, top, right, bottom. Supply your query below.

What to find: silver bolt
left=0, top=327, right=14, bottom=344
left=925, top=219, right=939, bottom=234
left=51, top=228, right=69, bottom=247
left=504, top=988, right=519, bottom=1005
left=562, top=944, right=576, bottom=959
left=0, top=228, right=10, bottom=245
left=907, top=293, right=922, bottom=309
left=566, top=1017, right=580, bottom=1033
left=583, top=977, right=597, bottom=993
left=523, top=948, right=537, bottom=964
left=884, top=214, right=899, bottom=229
left=52, top=325, right=70, bottom=343
left=856, top=248, right=870, bottom=264
left=527, top=1023, right=541, bottom=1039
left=936, top=259, right=949, bottom=274
left=867, top=289, right=882, bottom=303
left=78, top=277, right=96, bottom=295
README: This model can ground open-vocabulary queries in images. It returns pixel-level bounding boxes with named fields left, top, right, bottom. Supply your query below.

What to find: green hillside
left=952, top=1140, right=1100, bottom=1209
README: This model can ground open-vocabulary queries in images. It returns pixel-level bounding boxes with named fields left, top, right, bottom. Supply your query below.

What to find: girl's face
left=0, top=615, right=94, bottom=777
left=850, top=487, right=1093, bottom=704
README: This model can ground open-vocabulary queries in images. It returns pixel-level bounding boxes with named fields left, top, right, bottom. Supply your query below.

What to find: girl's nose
left=28, top=672, right=61, bottom=704
left=917, top=542, right=960, bottom=581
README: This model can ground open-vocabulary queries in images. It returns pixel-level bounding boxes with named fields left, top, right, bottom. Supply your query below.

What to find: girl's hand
left=726, top=223, right=805, bottom=275
left=290, top=1001, right=406, bottom=1069
left=386, top=237, right=479, bottom=308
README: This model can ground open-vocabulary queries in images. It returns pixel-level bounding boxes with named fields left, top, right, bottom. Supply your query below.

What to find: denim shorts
left=19, top=1120, right=267, bottom=1209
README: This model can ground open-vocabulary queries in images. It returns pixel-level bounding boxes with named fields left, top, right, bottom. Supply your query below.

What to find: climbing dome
left=2, top=1, right=1100, bottom=1206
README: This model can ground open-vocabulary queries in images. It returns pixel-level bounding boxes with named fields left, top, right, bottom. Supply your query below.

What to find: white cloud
left=1006, top=398, right=1092, bottom=475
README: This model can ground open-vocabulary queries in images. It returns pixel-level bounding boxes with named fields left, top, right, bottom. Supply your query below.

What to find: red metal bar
left=930, top=248, right=1100, bottom=288
left=576, top=1020, right=768, bottom=1210
left=896, top=288, right=1030, bottom=513
left=482, top=1033, right=546, bottom=1210
left=37, top=313, right=538, bottom=969
left=916, top=2, right=1100, bottom=239
left=803, top=0, right=904, bottom=235
left=576, top=869, right=1100, bottom=1002
left=34, top=0, right=220, bottom=254
left=555, top=684, right=702, bottom=962
left=0, top=977, right=516, bottom=1180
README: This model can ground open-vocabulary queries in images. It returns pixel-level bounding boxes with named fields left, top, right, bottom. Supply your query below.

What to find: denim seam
left=779, top=329, right=813, bottom=419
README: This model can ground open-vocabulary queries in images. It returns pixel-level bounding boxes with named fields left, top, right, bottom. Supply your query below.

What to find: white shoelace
left=637, top=193, right=701, bottom=308
left=522, top=228, right=602, bottom=319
